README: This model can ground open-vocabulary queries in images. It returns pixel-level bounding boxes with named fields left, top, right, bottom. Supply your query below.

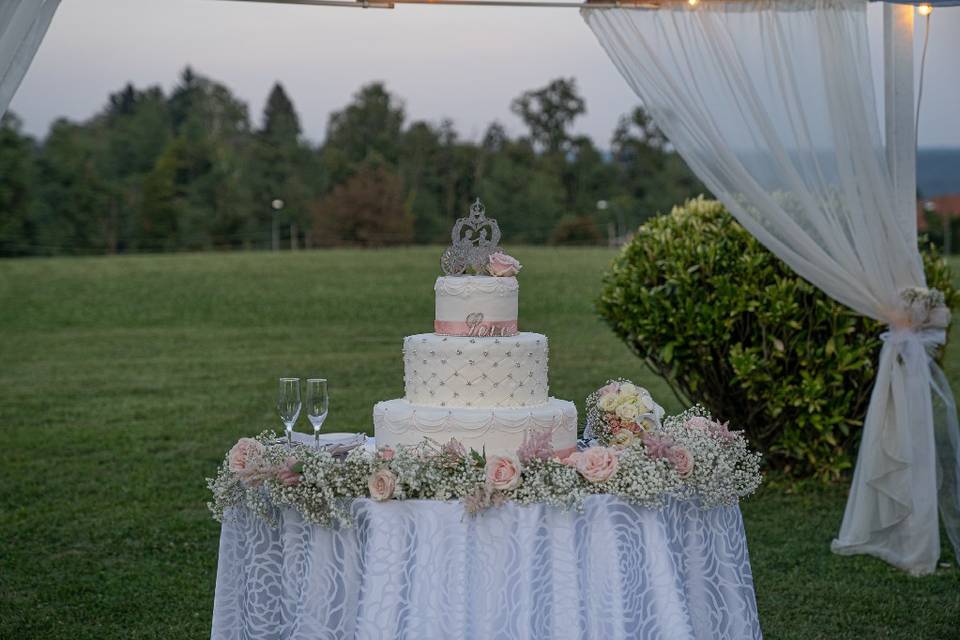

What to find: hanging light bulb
left=687, top=0, right=700, bottom=6
left=917, top=4, right=933, bottom=16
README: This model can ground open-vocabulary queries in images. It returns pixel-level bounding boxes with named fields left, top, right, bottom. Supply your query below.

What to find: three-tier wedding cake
left=373, top=200, right=578, bottom=456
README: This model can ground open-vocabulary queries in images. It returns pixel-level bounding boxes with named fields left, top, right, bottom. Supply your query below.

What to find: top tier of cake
left=434, top=275, right=518, bottom=337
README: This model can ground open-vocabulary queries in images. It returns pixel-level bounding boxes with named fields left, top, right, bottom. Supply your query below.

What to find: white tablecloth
left=211, top=496, right=761, bottom=639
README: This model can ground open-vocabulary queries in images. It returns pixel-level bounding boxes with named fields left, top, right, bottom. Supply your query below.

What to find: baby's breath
left=208, top=407, right=763, bottom=528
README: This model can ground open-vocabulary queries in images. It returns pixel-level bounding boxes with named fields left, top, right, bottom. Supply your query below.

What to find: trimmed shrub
left=597, top=197, right=958, bottom=479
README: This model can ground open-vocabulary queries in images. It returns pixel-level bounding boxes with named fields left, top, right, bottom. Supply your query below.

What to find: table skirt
left=211, top=496, right=761, bottom=639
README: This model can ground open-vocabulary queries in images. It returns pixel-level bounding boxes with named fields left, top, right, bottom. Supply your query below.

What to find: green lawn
left=1, top=247, right=958, bottom=639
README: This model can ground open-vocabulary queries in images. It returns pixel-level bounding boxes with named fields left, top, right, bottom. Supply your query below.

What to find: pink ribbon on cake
left=434, top=320, right=519, bottom=337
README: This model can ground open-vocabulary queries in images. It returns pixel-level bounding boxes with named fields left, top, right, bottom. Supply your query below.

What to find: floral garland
left=208, top=401, right=763, bottom=529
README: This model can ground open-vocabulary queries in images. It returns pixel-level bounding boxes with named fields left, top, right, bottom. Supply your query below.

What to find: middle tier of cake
left=403, top=332, right=548, bottom=408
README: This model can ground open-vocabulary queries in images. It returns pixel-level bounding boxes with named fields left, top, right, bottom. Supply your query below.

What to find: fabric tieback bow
left=877, top=290, right=960, bottom=564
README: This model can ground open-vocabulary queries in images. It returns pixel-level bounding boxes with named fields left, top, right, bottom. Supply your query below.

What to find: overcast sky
left=9, top=0, right=960, bottom=148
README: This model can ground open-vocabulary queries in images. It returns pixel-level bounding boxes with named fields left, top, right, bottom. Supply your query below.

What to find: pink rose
left=710, top=421, right=737, bottom=443
left=441, top=438, right=466, bottom=459
left=368, top=468, right=397, bottom=501
left=667, top=446, right=695, bottom=478
left=599, top=382, right=620, bottom=397
left=228, top=438, right=271, bottom=485
left=685, top=416, right=713, bottom=431
left=379, top=446, right=396, bottom=461
left=275, top=458, right=302, bottom=487
left=560, top=451, right=581, bottom=467
left=228, top=437, right=265, bottom=473
left=485, top=455, right=522, bottom=491
left=517, top=430, right=554, bottom=463
left=487, top=252, right=522, bottom=277
left=641, top=433, right=674, bottom=459
left=575, top=447, right=620, bottom=483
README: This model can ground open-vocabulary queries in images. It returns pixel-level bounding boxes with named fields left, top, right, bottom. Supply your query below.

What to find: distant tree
left=261, top=83, right=301, bottom=144
left=549, top=215, right=604, bottom=246
left=0, top=71, right=710, bottom=256
left=312, top=161, right=413, bottom=247
left=157, top=69, right=255, bottom=249
left=324, top=83, right=405, bottom=174
left=34, top=119, right=114, bottom=253
left=399, top=120, right=445, bottom=243
left=476, top=139, right=566, bottom=244
left=611, top=106, right=668, bottom=159
left=0, top=113, right=38, bottom=256
left=610, top=105, right=703, bottom=224
left=510, top=78, right=586, bottom=155
left=253, top=82, right=311, bottom=249
left=139, top=139, right=182, bottom=251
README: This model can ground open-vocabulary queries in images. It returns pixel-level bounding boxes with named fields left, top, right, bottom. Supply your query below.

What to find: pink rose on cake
left=575, top=446, right=620, bottom=483
left=485, top=454, right=522, bottom=491
left=368, top=468, right=397, bottom=501
left=487, top=252, right=522, bottom=277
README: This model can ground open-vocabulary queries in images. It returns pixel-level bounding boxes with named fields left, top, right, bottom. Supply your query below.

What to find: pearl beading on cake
left=403, top=333, right=549, bottom=408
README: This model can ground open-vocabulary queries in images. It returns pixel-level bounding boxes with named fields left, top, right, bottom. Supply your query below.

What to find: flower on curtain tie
left=891, top=287, right=951, bottom=331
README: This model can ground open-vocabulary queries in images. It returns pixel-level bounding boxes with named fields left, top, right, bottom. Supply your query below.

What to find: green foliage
left=509, top=77, right=585, bottom=155
left=549, top=215, right=604, bottom=246
left=0, top=70, right=704, bottom=256
left=312, top=160, right=413, bottom=246
left=597, top=197, right=959, bottom=479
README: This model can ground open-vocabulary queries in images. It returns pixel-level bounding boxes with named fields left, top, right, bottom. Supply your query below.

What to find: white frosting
left=434, top=276, right=518, bottom=335
left=404, top=332, right=548, bottom=408
left=373, top=398, right=578, bottom=456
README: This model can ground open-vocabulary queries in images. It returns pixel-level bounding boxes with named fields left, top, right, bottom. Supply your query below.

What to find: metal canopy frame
left=218, top=0, right=660, bottom=9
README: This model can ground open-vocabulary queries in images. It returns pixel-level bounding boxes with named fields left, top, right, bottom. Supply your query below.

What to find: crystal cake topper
left=440, top=198, right=502, bottom=276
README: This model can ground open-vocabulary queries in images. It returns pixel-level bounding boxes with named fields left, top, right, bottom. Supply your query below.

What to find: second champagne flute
left=277, top=377, right=302, bottom=447
left=305, top=378, right=329, bottom=450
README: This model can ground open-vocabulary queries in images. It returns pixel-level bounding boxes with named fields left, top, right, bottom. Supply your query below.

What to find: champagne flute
left=277, top=377, right=302, bottom=447
left=305, top=378, right=329, bottom=450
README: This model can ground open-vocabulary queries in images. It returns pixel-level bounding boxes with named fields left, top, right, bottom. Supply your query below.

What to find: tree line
left=0, top=68, right=704, bottom=256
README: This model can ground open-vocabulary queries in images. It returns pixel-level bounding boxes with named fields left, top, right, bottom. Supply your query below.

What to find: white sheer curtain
left=0, top=0, right=59, bottom=116
left=583, top=0, right=959, bottom=575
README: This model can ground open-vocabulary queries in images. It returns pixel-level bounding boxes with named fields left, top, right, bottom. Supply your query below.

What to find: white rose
left=635, top=392, right=651, bottom=414
left=598, top=393, right=619, bottom=412
left=615, top=402, right=640, bottom=422
left=619, top=383, right=638, bottom=397
left=638, top=389, right=664, bottom=420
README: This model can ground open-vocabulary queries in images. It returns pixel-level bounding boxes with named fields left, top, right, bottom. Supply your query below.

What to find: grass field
left=1, top=247, right=958, bottom=639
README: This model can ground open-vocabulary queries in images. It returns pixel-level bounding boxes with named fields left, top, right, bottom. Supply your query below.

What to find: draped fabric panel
left=582, top=0, right=960, bottom=575
left=0, top=0, right=59, bottom=117
left=211, top=498, right=761, bottom=639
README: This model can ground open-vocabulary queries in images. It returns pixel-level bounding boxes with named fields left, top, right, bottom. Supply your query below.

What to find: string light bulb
left=687, top=0, right=700, bottom=5
left=917, top=4, right=933, bottom=16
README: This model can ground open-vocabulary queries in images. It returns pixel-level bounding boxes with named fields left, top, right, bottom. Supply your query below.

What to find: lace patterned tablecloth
left=211, top=496, right=761, bottom=639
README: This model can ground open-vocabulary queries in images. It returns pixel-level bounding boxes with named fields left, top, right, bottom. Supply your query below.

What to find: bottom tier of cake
left=373, top=397, right=578, bottom=457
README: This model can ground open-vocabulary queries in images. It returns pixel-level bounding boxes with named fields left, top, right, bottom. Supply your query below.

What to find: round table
left=210, top=495, right=761, bottom=639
